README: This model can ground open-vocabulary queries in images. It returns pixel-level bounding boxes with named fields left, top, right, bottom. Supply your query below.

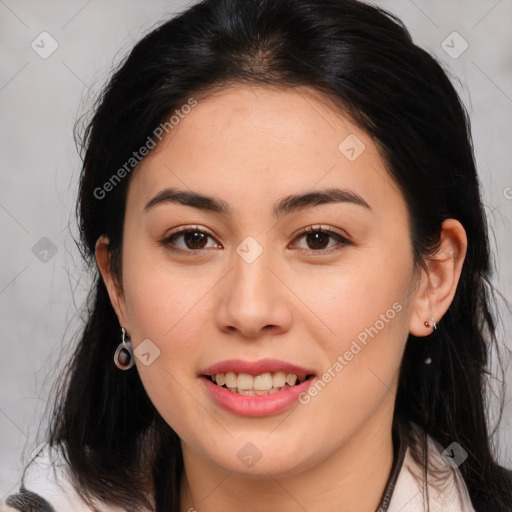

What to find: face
left=104, top=85, right=422, bottom=476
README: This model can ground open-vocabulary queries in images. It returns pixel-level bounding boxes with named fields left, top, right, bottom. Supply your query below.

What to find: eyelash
left=158, top=224, right=352, bottom=255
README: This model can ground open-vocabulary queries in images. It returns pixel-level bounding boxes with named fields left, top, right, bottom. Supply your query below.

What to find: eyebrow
left=144, top=187, right=371, bottom=217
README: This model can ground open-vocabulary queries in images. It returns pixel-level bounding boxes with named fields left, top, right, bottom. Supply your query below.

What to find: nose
left=215, top=246, right=293, bottom=340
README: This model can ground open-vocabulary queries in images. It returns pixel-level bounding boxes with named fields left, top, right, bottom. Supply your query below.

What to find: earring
left=423, top=316, right=437, bottom=330
left=423, top=316, right=436, bottom=365
left=114, top=327, right=135, bottom=370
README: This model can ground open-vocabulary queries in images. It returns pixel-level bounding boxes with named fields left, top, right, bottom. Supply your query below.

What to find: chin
left=201, top=440, right=316, bottom=478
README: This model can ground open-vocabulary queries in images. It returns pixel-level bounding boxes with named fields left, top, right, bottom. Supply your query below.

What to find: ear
left=95, top=235, right=130, bottom=329
left=409, top=219, right=467, bottom=337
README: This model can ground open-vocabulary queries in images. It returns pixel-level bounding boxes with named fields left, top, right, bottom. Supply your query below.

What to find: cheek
left=119, top=244, right=202, bottom=366
left=298, top=249, right=412, bottom=408
left=121, top=238, right=208, bottom=339
left=120, top=252, right=213, bottom=441
left=302, top=248, right=411, bottom=346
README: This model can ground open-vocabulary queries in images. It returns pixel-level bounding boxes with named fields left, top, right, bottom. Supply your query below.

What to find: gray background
left=1, top=0, right=511, bottom=499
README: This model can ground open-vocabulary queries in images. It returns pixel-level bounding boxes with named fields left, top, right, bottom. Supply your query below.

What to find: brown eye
left=180, top=230, right=209, bottom=249
left=305, top=231, right=330, bottom=250
left=160, top=226, right=220, bottom=253
left=294, top=226, right=352, bottom=253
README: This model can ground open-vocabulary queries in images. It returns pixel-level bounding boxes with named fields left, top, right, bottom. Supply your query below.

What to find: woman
left=2, top=0, right=511, bottom=511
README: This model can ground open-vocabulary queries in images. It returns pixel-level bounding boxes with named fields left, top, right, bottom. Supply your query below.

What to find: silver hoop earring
left=114, top=327, right=135, bottom=370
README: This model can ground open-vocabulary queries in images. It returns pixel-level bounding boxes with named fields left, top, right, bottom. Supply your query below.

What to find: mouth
left=200, top=360, right=318, bottom=416
left=204, top=371, right=316, bottom=396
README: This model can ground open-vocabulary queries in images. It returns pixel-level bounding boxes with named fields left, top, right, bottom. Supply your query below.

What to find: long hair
left=30, top=0, right=512, bottom=510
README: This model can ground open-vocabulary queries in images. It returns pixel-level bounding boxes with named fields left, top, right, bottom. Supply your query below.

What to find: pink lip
left=199, top=358, right=317, bottom=417
left=201, top=375, right=316, bottom=417
left=200, top=358, right=315, bottom=377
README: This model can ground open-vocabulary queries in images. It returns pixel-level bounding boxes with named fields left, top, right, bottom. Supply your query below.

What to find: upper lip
left=200, top=358, right=316, bottom=377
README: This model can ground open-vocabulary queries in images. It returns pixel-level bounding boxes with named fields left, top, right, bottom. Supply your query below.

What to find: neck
left=180, top=412, right=396, bottom=512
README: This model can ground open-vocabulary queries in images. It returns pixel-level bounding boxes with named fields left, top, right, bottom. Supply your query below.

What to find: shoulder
left=0, top=443, right=126, bottom=512
left=388, top=424, right=476, bottom=512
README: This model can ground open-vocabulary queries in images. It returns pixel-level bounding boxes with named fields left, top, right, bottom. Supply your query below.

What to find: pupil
left=186, top=231, right=207, bottom=249
left=307, top=232, right=328, bottom=250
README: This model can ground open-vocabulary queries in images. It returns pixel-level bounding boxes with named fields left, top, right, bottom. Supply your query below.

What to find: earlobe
left=409, top=277, right=434, bottom=337
left=409, top=219, right=467, bottom=337
left=95, top=236, right=129, bottom=328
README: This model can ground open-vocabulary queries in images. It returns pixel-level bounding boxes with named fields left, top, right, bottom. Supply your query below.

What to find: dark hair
left=31, top=0, right=511, bottom=510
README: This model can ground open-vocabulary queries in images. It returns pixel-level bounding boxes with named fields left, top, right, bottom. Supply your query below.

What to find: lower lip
left=200, top=375, right=316, bottom=417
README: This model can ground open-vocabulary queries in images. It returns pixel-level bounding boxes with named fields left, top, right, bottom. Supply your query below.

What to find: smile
left=199, top=359, right=318, bottom=416
left=205, top=371, right=314, bottom=395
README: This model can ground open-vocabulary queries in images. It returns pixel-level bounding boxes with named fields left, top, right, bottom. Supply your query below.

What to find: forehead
left=127, top=85, right=404, bottom=219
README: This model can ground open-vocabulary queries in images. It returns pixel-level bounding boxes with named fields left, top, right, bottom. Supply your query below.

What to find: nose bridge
left=216, top=234, right=291, bottom=337
left=231, top=235, right=275, bottom=308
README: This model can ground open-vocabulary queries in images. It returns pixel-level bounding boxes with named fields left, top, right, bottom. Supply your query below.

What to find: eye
left=159, top=224, right=352, bottom=255
left=292, top=225, right=352, bottom=254
left=159, top=225, right=221, bottom=254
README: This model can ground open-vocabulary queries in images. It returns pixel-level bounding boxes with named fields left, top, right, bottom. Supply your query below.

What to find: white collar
left=386, top=429, right=476, bottom=512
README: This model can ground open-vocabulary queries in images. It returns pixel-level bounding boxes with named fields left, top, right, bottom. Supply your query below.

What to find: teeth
left=237, top=389, right=254, bottom=395
left=209, top=371, right=310, bottom=394
left=237, top=373, right=254, bottom=390
left=286, top=373, right=297, bottom=386
left=224, top=385, right=289, bottom=395
left=253, top=373, right=273, bottom=390
left=225, top=372, right=237, bottom=388
left=272, top=371, right=286, bottom=388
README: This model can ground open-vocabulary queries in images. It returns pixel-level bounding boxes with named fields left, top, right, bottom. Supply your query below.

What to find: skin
left=96, top=85, right=467, bottom=512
